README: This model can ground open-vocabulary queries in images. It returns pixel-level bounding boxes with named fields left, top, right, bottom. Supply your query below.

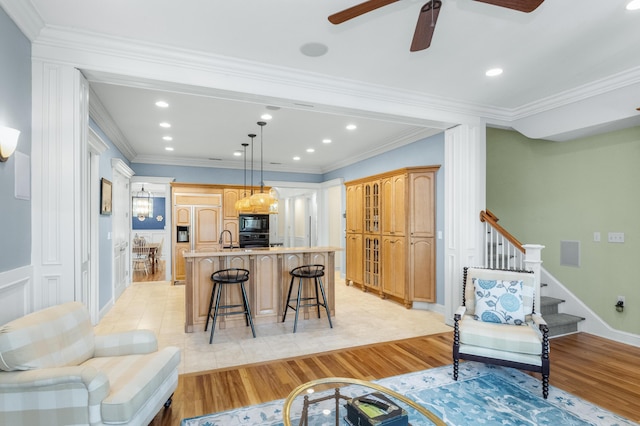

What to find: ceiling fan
left=328, top=0, right=544, bottom=52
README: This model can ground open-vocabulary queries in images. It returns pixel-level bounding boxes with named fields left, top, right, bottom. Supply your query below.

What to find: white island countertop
left=183, top=246, right=342, bottom=258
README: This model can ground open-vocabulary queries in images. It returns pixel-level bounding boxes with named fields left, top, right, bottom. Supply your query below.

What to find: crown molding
left=88, top=85, right=137, bottom=160
left=111, top=158, right=134, bottom=179
left=0, top=0, right=44, bottom=41
left=24, top=18, right=640, bottom=146
left=511, top=66, right=640, bottom=120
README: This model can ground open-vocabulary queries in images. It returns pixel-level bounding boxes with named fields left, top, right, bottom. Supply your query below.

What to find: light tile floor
left=95, top=275, right=452, bottom=375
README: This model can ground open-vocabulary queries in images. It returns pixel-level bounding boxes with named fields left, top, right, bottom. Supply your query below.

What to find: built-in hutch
left=345, top=166, right=439, bottom=307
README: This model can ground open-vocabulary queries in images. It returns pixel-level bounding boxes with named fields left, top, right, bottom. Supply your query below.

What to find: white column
left=443, top=123, right=486, bottom=325
left=31, top=61, right=88, bottom=310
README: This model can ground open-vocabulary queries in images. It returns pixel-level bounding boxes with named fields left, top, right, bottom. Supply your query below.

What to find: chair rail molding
left=0, top=265, right=33, bottom=324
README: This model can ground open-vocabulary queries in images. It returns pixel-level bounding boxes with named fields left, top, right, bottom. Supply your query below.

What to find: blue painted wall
left=0, top=8, right=32, bottom=272
left=132, top=197, right=166, bottom=229
left=92, top=119, right=131, bottom=309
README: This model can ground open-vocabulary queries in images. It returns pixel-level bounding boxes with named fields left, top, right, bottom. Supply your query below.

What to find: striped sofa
left=0, top=301, right=180, bottom=425
left=453, top=267, right=550, bottom=398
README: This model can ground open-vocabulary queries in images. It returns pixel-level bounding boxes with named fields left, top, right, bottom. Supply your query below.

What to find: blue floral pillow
left=473, top=278, right=525, bottom=325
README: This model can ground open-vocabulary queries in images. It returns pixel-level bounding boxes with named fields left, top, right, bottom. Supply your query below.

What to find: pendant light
left=235, top=138, right=255, bottom=214
left=133, top=185, right=153, bottom=221
left=249, top=121, right=278, bottom=214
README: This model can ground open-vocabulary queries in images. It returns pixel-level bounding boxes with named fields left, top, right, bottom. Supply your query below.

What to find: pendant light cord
left=257, top=121, right=266, bottom=193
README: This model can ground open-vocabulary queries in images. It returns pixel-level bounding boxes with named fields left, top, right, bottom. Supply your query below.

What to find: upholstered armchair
left=453, top=267, right=550, bottom=398
left=0, top=301, right=180, bottom=425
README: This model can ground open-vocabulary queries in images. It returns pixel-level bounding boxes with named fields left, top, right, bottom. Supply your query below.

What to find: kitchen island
left=182, top=247, right=340, bottom=333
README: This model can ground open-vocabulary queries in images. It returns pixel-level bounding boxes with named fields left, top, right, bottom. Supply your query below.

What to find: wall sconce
left=0, top=126, right=20, bottom=162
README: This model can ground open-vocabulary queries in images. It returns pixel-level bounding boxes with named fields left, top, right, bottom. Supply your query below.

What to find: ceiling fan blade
left=473, top=0, right=544, bottom=13
left=410, top=0, right=441, bottom=52
left=328, top=0, right=400, bottom=24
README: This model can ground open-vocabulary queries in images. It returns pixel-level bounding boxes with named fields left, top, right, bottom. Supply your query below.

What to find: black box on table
left=344, top=392, right=408, bottom=426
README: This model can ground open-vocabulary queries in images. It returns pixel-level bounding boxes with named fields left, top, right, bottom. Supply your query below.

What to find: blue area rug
left=181, top=362, right=636, bottom=425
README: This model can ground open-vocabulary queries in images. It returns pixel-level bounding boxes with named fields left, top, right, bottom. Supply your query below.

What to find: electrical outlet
left=608, top=232, right=625, bottom=243
left=593, top=232, right=600, bottom=242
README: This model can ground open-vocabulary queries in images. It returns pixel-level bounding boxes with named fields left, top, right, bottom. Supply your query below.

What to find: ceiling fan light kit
left=329, top=0, right=544, bottom=52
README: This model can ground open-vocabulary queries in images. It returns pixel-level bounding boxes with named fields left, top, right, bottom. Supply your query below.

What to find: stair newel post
left=523, top=244, right=545, bottom=314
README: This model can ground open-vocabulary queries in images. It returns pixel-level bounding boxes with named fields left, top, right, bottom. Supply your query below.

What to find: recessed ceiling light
left=485, top=68, right=503, bottom=77
left=159, top=122, right=171, bottom=128
left=261, top=114, right=272, bottom=120
left=293, top=156, right=301, bottom=161
left=306, top=148, right=315, bottom=153
left=162, top=136, right=173, bottom=141
left=165, top=147, right=174, bottom=151
left=346, top=124, right=357, bottom=130
left=322, top=139, right=332, bottom=144
left=300, top=42, right=329, bottom=57
left=627, top=0, right=640, bottom=10
left=233, top=151, right=242, bottom=157
left=155, top=101, right=169, bottom=108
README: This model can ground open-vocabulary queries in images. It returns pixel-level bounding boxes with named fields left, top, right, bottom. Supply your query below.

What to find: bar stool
left=282, top=264, right=333, bottom=333
left=205, top=268, right=256, bottom=343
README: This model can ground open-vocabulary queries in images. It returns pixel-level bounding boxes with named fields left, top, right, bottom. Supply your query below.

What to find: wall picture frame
left=100, top=178, right=112, bottom=215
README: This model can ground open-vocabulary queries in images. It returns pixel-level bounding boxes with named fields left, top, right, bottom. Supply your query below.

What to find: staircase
left=481, top=210, right=585, bottom=338
left=540, top=286, right=585, bottom=337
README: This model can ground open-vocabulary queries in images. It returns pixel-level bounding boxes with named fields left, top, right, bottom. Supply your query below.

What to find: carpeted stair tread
left=545, top=312, right=585, bottom=325
left=540, top=296, right=564, bottom=315
left=544, top=313, right=585, bottom=337
left=541, top=295, right=564, bottom=306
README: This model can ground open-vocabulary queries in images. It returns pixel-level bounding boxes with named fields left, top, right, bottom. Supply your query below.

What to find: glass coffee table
left=283, top=377, right=445, bottom=426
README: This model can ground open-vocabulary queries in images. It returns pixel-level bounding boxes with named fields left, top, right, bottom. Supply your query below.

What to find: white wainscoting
left=0, top=265, right=33, bottom=324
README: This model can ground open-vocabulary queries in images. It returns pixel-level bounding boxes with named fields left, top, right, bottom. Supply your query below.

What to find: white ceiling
left=5, top=0, right=640, bottom=173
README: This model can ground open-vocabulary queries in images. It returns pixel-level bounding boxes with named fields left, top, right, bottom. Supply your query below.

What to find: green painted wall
left=486, top=126, right=640, bottom=335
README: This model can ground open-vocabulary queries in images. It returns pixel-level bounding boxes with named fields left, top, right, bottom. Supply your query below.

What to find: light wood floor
left=149, top=332, right=640, bottom=425
left=132, top=260, right=165, bottom=282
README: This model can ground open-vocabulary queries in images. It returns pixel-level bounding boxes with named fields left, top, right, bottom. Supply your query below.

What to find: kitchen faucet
left=219, top=229, right=233, bottom=247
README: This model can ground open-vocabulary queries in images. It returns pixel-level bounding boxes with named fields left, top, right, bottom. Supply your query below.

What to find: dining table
left=132, top=242, right=161, bottom=274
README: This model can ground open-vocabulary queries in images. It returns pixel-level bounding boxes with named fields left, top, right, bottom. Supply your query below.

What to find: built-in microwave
left=239, top=214, right=269, bottom=234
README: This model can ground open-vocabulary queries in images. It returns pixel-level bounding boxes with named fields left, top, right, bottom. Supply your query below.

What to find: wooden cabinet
left=345, top=166, right=439, bottom=307
left=409, top=172, right=436, bottom=238
left=410, top=237, right=435, bottom=302
left=381, top=174, right=405, bottom=236
left=363, top=234, right=381, bottom=294
left=382, top=235, right=406, bottom=298
left=175, top=206, right=190, bottom=226
left=222, top=189, right=240, bottom=246
left=364, top=181, right=380, bottom=233
left=223, top=189, right=240, bottom=219
left=346, top=233, right=363, bottom=286
left=174, top=243, right=191, bottom=282
left=172, top=185, right=224, bottom=283
left=346, top=183, right=363, bottom=233
left=194, top=206, right=221, bottom=250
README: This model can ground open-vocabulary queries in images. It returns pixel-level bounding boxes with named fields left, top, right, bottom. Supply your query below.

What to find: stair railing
left=480, top=210, right=525, bottom=270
